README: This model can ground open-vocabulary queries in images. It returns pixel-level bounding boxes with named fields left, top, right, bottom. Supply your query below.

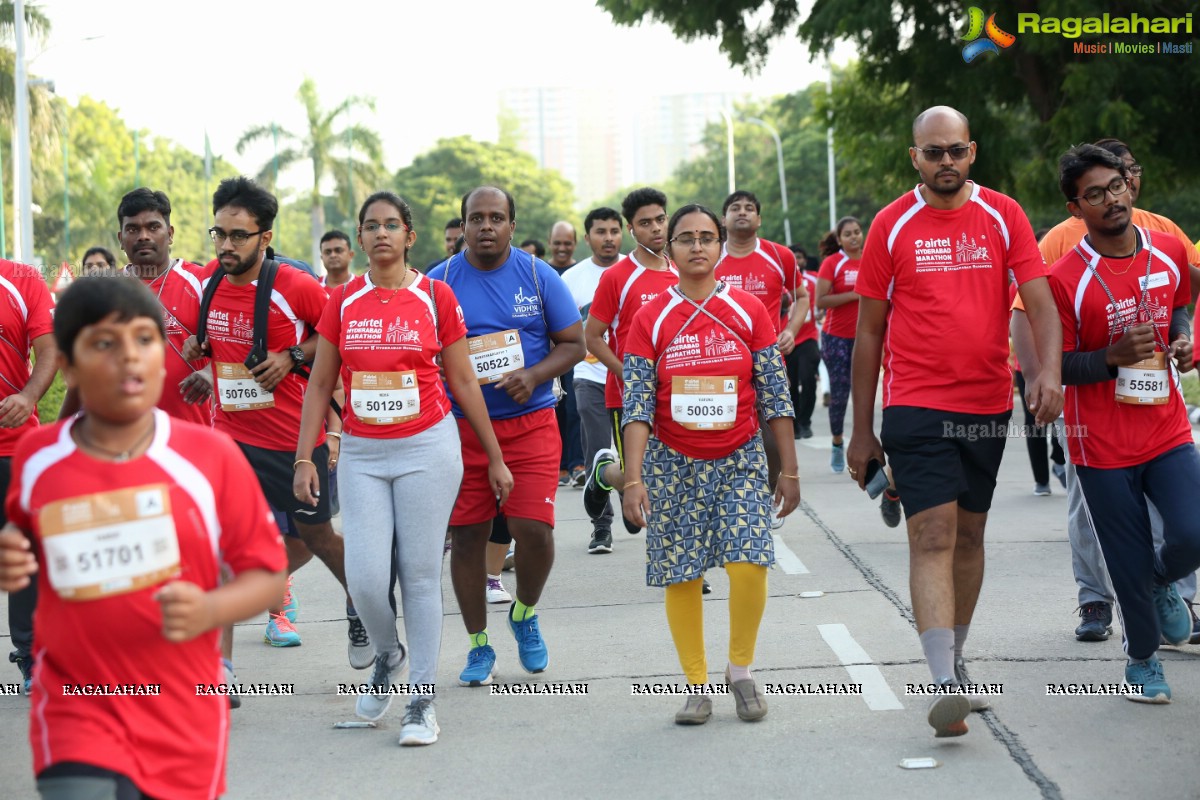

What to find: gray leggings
left=340, top=415, right=463, bottom=693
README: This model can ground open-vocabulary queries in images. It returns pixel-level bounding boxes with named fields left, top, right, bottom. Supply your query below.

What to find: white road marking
left=772, top=534, right=809, bottom=574
left=818, top=623, right=904, bottom=711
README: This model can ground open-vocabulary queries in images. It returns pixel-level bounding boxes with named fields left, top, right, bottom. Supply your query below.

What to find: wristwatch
left=288, top=346, right=306, bottom=365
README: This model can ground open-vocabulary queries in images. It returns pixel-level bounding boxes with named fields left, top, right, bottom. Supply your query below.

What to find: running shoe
left=355, top=646, right=408, bottom=721
left=1189, top=604, right=1200, bottom=646
left=281, top=575, right=298, bottom=623
left=1033, top=483, right=1051, bottom=496
left=224, top=660, right=241, bottom=710
left=503, top=542, right=515, bottom=572
left=508, top=607, right=549, bottom=673
left=10, top=651, right=33, bottom=696
left=830, top=443, right=845, bottom=473
left=879, top=490, right=902, bottom=529
left=570, top=465, right=587, bottom=488
left=584, top=448, right=618, bottom=519
left=1125, top=656, right=1170, bottom=704
left=558, top=469, right=570, bottom=486
left=347, top=614, right=374, bottom=669
left=443, top=535, right=452, bottom=556
left=927, top=681, right=970, bottom=737
left=1052, top=462, right=1067, bottom=489
left=486, top=576, right=512, bottom=604
left=822, top=391, right=830, bottom=408
left=953, top=656, right=990, bottom=712
left=702, top=578, right=712, bottom=595
left=588, top=531, right=613, bottom=554
left=264, top=612, right=301, bottom=647
left=799, top=424, right=813, bottom=440
left=399, top=697, right=440, bottom=746
left=459, top=645, right=497, bottom=687
left=1153, top=583, right=1192, bottom=646
left=1074, top=601, right=1112, bottom=641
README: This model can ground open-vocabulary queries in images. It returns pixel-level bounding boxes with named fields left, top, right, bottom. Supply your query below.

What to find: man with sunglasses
left=847, top=106, right=1063, bottom=737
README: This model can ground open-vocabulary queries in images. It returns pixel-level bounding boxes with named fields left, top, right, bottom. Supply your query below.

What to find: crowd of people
left=0, top=102, right=1198, bottom=797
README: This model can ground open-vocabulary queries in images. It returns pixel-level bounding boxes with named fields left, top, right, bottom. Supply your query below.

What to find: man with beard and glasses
left=847, top=106, right=1063, bottom=737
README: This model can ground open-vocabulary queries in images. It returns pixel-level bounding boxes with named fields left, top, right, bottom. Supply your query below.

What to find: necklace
left=369, top=268, right=411, bottom=303
left=75, top=418, right=156, bottom=462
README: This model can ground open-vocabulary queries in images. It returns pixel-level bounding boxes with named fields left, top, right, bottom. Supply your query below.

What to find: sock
left=470, top=630, right=489, bottom=649
left=832, top=442, right=843, bottom=449
left=346, top=603, right=357, bottom=617
left=487, top=573, right=501, bottom=582
left=919, top=627, right=956, bottom=683
left=884, top=488, right=900, bottom=501
left=511, top=598, right=536, bottom=622
left=727, top=662, right=751, bottom=683
left=954, top=624, right=970, bottom=658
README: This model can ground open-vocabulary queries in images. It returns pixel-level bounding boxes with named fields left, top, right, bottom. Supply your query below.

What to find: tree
left=237, top=78, right=382, bottom=267
left=395, top=136, right=576, bottom=268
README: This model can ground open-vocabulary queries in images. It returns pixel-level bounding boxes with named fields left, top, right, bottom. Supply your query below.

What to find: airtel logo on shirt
left=640, top=292, right=661, bottom=303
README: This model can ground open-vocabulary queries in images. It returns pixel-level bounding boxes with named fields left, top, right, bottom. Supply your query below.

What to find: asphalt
left=3, top=390, right=1200, bottom=799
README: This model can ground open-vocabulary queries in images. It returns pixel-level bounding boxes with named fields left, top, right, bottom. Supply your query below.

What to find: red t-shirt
left=796, top=272, right=819, bottom=345
left=1050, top=228, right=1193, bottom=468
left=856, top=182, right=1046, bottom=414
left=203, top=264, right=328, bottom=451
left=132, top=260, right=214, bottom=427
left=715, top=238, right=797, bottom=334
left=589, top=253, right=679, bottom=408
left=624, top=283, right=779, bottom=460
left=0, top=260, right=54, bottom=456
left=817, top=251, right=861, bottom=338
left=317, top=272, right=466, bottom=438
left=4, top=411, right=284, bottom=800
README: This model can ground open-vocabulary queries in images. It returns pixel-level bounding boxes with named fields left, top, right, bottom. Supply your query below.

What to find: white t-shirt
left=561, top=256, right=620, bottom=384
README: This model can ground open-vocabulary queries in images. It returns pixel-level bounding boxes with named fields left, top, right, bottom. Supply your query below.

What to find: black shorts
left=238, top=441, right=332, bottom=525
left=609, top=408, right=625, bottom=470
left=880, top=407, right=1010, bottom=518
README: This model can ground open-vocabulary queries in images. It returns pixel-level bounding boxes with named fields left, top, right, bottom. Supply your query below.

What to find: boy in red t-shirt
left=0, top=277, right=285, bottom=799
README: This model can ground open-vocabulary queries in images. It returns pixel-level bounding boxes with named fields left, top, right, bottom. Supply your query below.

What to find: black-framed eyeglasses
left=1072, top=177, right=1130, bottom=206
left=670, top=234, right=721, bottom=248
left=1127, top=164, right=1144, bottom=177
left=914, top=145, right=971, bottom=162
left=209, top=227, right=266, bottom=246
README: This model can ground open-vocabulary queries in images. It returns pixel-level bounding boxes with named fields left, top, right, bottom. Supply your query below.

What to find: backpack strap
left=251, top=259, right=280, bottom=361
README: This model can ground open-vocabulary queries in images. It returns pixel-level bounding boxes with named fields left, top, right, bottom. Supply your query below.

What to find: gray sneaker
left=953, top=656, right=991, bottom=712
left=347, top=614, right=374, bottom=670
left=355, top=645, right=408, bottom=721
left=399, top=697, right=440, bottom=746
left=674, top=694, right=712, bottom=725
left=725, top=667, right=767, bottom=721
left=927, top=681, right=971, bottom=737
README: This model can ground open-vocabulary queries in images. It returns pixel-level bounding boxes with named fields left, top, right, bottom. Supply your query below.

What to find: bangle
left=293, top=459, right=316, bottom=471
left=623, top=480, right=643, bottom=490
left=778, top=473, right=800, bottom=480
left=326, top=431, right=342, bottom=440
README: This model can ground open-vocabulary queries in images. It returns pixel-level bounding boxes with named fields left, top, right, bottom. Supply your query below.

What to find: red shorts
left=451, top=408, right=560, bottom=527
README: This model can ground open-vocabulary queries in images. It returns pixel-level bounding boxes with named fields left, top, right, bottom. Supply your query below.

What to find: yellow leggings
left=663, top=562, right=768, bottom=685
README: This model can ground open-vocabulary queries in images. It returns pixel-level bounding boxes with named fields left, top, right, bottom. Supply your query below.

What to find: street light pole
left=825, top=48, right=838, bottom=231
left=744, top=117, right=791, bottom=246
left=718, top=102, right=735, bottom=194
left=13, top=0, right=34, bottom=263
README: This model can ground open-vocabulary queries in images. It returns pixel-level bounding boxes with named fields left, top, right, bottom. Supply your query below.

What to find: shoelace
left=467, top=647, right=491, bottom=667
left=402, top=698, right=433, bottom=726
left=515, top=617, right=542, bottom=646
left=1078, top=602, right=1107, bottom=621
left=348, top=617, right=370, bottom=647
left=270, top=612, right=297, bottom=634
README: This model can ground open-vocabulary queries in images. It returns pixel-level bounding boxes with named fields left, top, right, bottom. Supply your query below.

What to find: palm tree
left=237, top=78, right=382, bottom=267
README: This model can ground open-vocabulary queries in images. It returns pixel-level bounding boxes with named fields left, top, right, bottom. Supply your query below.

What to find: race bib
left=468, top=329, right=524, bottom=384
left=671, top=376, right=738, bottom=430
left=216, top=362, right=274, bottom=411
left=351, top=371, right=420, bottom=424
left=39, top=485, right=181, bottom=601
left=1115, top=351, right=1169, bottom=405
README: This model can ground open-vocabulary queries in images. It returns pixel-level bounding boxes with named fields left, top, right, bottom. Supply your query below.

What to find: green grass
left=37, top=372, right=67, bottom=423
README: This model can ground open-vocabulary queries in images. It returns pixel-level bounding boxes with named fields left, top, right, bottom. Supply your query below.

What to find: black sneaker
left=879, top=490, right=902, bottom=528
left=1075, top=601, right=1113, bottom=641
left=583, top=448, right=618, bottom=519
left=701, top=578, right=712, bottom=595
left=799, top=424, right=813, bottom=440
left=587, top=531, right=613, bottom=554
left=1189, top=604, right=1200, bottom=645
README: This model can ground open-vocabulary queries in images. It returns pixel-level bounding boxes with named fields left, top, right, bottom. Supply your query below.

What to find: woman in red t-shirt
left=816, top=216, right=864, bottom=473
left=620, top=204, right=800, bottom=725
left=294, top=192, right=512, bottom=746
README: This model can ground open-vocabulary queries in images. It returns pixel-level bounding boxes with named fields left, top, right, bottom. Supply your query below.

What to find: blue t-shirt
left=428, top=247, right=581, bottom=420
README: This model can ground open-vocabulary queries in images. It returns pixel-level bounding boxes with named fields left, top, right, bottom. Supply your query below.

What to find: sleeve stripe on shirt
left=649, top=292, right=687, bottom=351
left=969, top=185, right=1011, bottom=248
left=832, top=253, right=850, bottom=279
left=0, top=274, right=29, bottom=322
left=612, top=265, right=647, bottom=334
left=885, top=189, right=927, bottom=254
left=268, top=289, right=306, bottom=345
left=174, top=262, right=203, bottom=297
left=145, top=411, right=220, bottom=556
left=19, top=424, right=77, bottom=514
left=718, top=290, right=755, bottom=331
left=754, top=241, right=787, bottom=283
left=340, top=282, right=373, bottom=322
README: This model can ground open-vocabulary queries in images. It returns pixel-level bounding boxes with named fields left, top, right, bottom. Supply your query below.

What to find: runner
left=319, top=230, right=354, bottom=290
left=0, top=276, right=285, bottom=799
left=583, top=188, right=678, bottom=536
left=561, top=207, right=623, bottom=553
left=427, top=186, right=584, bottom=686
left=295, top=192, right=512, bottom=744
left=621, top=203, right=799, bottom=724
left=1047, top=143, right=1200, bottom=701
left=0, top=256, right=57, bottom=696
left=183, top=176, right=371, bottom=668
left=846, top=106, right=1063, bottom=736
left=788, top=245, right=821, bottom=441
left=547, top=221, right=583, bottom=487
left=816, top=216, right=863, bottom=474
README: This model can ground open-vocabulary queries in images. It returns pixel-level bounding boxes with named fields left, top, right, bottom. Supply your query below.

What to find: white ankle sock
left=727, top=663, right=752, bottom=682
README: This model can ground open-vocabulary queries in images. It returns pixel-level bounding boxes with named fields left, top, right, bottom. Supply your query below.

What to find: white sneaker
left=347, top=614, right=375, bottom=670
left=355, top=646, right=407, bottom=721
left=503, top=542, right=515, bottom=572
left=399, top=697, right=439, bottom=746
left=486, top=575, right=512, bottom=604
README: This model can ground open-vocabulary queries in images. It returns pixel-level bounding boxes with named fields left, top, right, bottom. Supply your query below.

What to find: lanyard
left=1073, top=229, right=1165, bottom=350
left=659, top=283, right=751, bottom=362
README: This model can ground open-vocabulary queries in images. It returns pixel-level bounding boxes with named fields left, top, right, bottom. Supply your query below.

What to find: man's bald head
left=461, top=186, right=515, bottom=223
left=912, top=106, right=971, bottom=144
left=549, top=220, right=578, bottom=268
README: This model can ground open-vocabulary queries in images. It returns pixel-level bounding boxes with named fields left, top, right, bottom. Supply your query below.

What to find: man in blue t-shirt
left=428, top=186, right=584, bottom=685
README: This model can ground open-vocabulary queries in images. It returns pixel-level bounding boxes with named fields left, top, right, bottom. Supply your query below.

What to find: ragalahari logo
left=961, top=7, right=1016, bottom=62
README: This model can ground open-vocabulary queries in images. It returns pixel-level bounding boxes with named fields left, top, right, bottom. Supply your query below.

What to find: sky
left=29, top=0, right=851, bottom=180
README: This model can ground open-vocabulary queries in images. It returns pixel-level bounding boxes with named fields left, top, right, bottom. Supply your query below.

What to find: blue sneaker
left=830, top=443, right=845, bottom=473
left=281, top=576, right=298, bottom=623
left=1125, top=656, right=1171, bottom=704
left=264, top=613, right=302, bottom=647
left=9, top=652, right=33, bottom=696
left=459, top=645, right=497, bottom=687
left=1153, top=583, right=1191, bottom=645
left=508, top=608, right=549, bottom=673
